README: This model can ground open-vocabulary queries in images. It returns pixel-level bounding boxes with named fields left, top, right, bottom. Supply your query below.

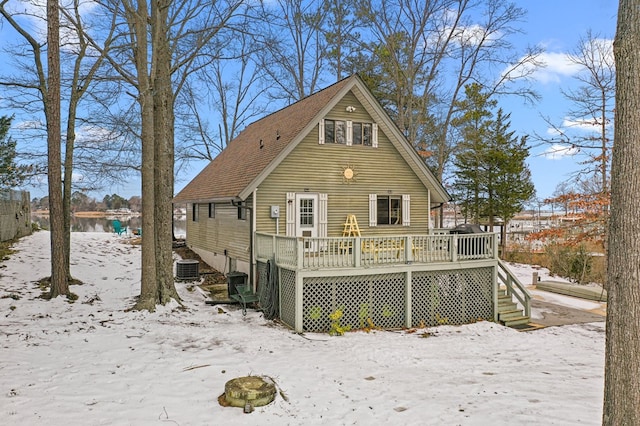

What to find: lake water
left=31, top=214, right=187, bottom=237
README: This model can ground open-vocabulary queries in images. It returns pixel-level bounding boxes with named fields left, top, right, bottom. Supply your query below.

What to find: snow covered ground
left=1, top=231, right=605, bottom=425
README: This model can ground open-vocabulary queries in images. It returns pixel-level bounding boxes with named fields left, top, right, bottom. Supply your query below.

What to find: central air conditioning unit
left=176, top=259, right=199, bottom=280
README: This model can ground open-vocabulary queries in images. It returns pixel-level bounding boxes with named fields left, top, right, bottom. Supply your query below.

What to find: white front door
left=296, top=193, right=318, bottom=250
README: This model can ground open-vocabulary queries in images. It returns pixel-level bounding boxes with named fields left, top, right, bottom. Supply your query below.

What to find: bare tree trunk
left=46, top=0, right=68, bottom=298
left=62, top=91, right=80, bottom=280
left=152, top=0, right=180, bottom=304
left=129, top=0, right=158, bottom=310
left=603, top=0, right=640, bottom=423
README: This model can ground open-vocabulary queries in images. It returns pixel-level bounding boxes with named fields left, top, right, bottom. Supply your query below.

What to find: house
left=174, top=75, right=531, bottom=333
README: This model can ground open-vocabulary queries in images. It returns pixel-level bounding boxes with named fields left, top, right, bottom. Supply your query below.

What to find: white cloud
left=531, top=52, right=583, bottom=83
left=5, top=0, right=99, bottom=49
left=542, top=143, right=579, bottom=160
left=561, top=117, right=605, bottom=131
left=72, top=172, right=85, bottom=183
left=14, top=120, right=44, bottom=130
left=507, top=37, right=614, bottom=85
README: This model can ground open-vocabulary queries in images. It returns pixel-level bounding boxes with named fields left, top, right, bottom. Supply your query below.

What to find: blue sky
left=172, top=0, right=618, bottom=205
left=4, top=0, right=619, bottom=203
left=499, top=0, right=617, bottom=202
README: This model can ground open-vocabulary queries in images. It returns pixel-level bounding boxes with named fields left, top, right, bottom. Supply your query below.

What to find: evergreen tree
left=451, top=83, right=496, bottom=222
left=0, top=116, right=28, bottom=189
left=485, top=109, right=535, bottom=250
left=452, top=85, right=535, bottom=253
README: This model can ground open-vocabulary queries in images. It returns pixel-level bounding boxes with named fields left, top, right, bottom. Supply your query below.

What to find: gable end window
left=352, top=122, right=372, bottom=146
left=192, top=203, right=199, bottom=222
left=324, top=119, right=347, bottom=144
left=320, top=119, right=378, bottom=147
left=208, top=203, right=215, bottom=218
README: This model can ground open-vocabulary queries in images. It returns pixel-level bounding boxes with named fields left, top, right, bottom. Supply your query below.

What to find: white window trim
left=402, top=194, right=410, bottom=226
left=372, top=123, right=378, bottom=148
left=318, top=120, right=325, bottom=144
left=286, top=192, right=295, bottom=236
left=318, top=193, right=328, bottom=238
left=369, top=194, right=377, bottom=227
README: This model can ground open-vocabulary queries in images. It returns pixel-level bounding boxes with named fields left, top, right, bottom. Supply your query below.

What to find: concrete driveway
left=529, top=299, right=606, bottom=328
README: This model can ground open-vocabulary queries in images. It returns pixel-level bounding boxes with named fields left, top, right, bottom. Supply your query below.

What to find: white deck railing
left=255, top=231, right=498, bottom=270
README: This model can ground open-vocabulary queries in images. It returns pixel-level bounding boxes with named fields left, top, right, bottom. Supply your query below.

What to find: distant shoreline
left=32, top=211, right=142, bottom=218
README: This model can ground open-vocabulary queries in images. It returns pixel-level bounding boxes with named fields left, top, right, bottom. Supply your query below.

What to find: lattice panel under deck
left=279, top=269, right=297, bottom=329
left=302, top=273, right=406, bottom=332
left=411, top=267, right=493, bottom=327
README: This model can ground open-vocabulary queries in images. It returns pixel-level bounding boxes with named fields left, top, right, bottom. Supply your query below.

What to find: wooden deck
left=254, top=231, right=531, bottom=333
left=255, top=231, right=498, bottom=270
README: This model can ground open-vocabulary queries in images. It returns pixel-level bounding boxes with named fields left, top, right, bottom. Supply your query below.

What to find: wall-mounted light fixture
left=346, top=106, right=356, bottom=113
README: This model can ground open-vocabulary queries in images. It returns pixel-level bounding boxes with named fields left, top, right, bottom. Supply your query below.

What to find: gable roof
left=173, top=75, right=450, bottom=204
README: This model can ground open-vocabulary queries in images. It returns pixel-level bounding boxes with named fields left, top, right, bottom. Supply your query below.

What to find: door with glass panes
left=296, top=193, right=318, bottom=250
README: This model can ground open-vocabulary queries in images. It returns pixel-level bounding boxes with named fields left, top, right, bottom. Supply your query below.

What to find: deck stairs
left=497, top=290, right=529, bottom=327
left=496, top=260, right=533, bottom=329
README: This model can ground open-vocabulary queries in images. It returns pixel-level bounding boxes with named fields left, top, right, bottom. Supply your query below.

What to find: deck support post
left=405, top=270, right=412, bottom=328
left=493, top=265, right=499, bottom=322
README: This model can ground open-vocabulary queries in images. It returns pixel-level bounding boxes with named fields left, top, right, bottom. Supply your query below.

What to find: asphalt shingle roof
left=174, top=76, right=354, bottom=203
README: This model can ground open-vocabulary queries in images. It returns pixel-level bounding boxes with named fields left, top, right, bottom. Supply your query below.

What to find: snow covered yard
left=1, top=231, right=604, bottom=425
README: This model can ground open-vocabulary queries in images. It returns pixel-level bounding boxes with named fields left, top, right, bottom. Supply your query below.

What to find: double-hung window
left=352, top=122, right=372, bottom=146
left=320, top=119, right=377, bottom=147
left=324, top=119, right=347, bottom=144
left=369, top=194, right=411, bottom=226
left=377, top=196, right=402, bottom=225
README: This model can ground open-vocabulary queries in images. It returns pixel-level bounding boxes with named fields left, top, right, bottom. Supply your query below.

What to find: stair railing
left=497, top=259, right=531, bottom=317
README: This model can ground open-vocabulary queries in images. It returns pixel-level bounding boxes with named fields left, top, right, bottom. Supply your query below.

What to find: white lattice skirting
left=268, top=264, right=494, bottom=333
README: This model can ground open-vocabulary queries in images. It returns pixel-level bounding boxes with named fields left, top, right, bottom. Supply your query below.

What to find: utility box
left=270, top=205, right=280, bottom=218
left=227, top=271, right=248, bottom=297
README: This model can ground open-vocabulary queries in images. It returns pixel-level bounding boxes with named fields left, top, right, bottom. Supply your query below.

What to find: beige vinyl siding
left=186, top=202, right=251, bottom=262
left=255, top=92, right=431, bottom=237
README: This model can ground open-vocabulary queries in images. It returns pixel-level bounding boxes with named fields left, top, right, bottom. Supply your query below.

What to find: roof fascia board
left=172, top=196, right=242, bottom=205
